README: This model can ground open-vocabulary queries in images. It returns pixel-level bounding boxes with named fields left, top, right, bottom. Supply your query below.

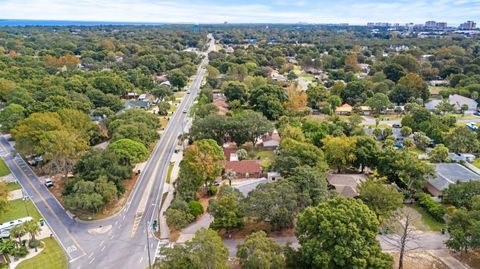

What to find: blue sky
left=0, top=0, right=478, bottom=25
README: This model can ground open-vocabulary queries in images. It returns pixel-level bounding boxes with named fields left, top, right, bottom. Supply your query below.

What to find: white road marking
left=101, top=245, right=106, bottom=252
left=114, top=221, right=118, bottom=226
left=89, top=258, right=95, bottom=264
left=99, top=240, right=105, bottom=246
left=123, top=215, right=126, bottom=221
left=88, top=252, right=94, bottom=258
left=139, top=257, right=144, bottom=263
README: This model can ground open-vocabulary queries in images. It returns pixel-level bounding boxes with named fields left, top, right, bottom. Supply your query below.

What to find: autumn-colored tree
left=181, top=139, right=225, bottom=192
left=44, top=55, right=80, bottom=69
left=344, top=53, right=360, bottom=73
left=285, top=85, right=307, bottom=111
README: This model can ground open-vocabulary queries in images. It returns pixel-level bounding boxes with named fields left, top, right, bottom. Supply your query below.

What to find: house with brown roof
left=327, top=174, right=367, bottom=198
left=224, top=160, right=264, bottom=179
left=258, top=131, right=281, bottom=149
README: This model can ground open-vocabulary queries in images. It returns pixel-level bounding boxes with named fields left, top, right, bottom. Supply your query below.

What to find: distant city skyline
left=0, top=0, right=478, bottom=25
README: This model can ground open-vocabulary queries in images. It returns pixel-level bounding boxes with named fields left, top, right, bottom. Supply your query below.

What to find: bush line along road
left=0, top=34, right=215, bottom=269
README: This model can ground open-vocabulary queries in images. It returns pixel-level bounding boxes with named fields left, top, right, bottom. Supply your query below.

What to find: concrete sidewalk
left=158, top=151, right=183, bottom=239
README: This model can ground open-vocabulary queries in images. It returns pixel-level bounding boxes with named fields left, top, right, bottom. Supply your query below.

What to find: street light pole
left=22, top=191, right=30, bottom=216
left=146, top=221, right=152, bottom=269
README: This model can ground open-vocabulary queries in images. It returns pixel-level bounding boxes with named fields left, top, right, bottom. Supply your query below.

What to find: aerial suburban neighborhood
left=0, top=1, right=480, bottom=269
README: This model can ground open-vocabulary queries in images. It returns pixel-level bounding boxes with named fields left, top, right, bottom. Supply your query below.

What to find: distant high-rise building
left=193, top=23, right=200, bottom=33
left=425, top=21, right=447, bottom=30
left=436, top=22, right=447, bottom=29
left=425, top=21, right=437, bottom=28
left=459, top=21, right=476, bottom=30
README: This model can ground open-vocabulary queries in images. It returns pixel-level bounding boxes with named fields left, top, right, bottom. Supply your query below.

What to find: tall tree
left=208, top=186, right=245, bottom=232
left=322, top=135, right=357, bottom=173
left=0, top=104, right=25, bottom=132
left=445, top=126, right=479, bottom=153
left=358, top=179, right=404, bottom=222
left=295, top=197, right=393, bottom=269
left=244, top=180, right=298, bottom=230
left=181, top=139, right=224, bottom=192
left=236, top=231, right=285, bottom=269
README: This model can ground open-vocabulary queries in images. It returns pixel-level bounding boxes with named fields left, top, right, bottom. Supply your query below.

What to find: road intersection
left=0, top=34, right=215, bottom=269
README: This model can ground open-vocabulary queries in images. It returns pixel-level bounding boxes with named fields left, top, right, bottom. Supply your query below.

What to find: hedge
left=415, top=192, right=445, bottom=222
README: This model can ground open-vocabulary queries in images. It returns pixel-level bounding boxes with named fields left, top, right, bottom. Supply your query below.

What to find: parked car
left=392, top=123, right=401, bottom=128
left=474, top=111, right=480, bottom=116
left=44, top=178, right=53, bottom=188
left=466, top=122, right=478, bottom=131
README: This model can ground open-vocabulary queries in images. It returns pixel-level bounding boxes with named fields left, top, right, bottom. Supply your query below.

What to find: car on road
left=186, top=91, right=191, bottom=94
left=44, top=178, right=53, bottom=188
left=466, top=122, right=478, bottom=131
left=475, top=111, right=480, bottom=116
left=392, top=123, right=401, bottom=128
left=183, top=109, right=187, bottom=114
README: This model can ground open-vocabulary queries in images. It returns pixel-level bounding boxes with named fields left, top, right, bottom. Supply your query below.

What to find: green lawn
left=17, top=238, right=67, bottom=269
left=408, top=205, right=445, bottom=232
left=472, top=159, right=480, bottom=169
left=166, top=163, right=174, bottom=184
left=7, top=182, right=21, bottom=191
left=0, top=199, right=42, bottom=223
left=0, top=158, right=10, bottom=177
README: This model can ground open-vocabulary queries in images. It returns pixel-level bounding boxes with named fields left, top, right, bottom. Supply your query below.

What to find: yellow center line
left=0, top=142, right=86, bottom=257
left=130, top=105, right=180, bottom=237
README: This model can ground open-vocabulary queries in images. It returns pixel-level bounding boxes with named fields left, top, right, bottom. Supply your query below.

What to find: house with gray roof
left=425, top=94, right=478, bottom=113
left=426, top=163, right=480, bottom=197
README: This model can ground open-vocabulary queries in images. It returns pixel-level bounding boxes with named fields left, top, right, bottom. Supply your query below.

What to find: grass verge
left=166, top=163, right=174, bottom=184
left=472, top=159, right=480, bottom=169
left=16, top=238, right=67, bottom=269
left=0, top=158, right=10, bottom=177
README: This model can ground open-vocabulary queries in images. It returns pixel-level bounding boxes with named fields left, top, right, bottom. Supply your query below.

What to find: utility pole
left=146, top=221, right=152, bottom=269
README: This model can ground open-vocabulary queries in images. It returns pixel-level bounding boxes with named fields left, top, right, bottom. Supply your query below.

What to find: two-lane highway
left=0, top=33, right=215, bottom=269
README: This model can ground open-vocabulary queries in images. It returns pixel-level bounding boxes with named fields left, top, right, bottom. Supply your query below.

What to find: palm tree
left=24, top=220, right=40, bottom=242
left=10, top=225, right=26, bottom=248
left=0, top=239, right=15, bottom=255
left=224, top=170, right=236, bottom=186
left=24, top=220, right=41, bottom=252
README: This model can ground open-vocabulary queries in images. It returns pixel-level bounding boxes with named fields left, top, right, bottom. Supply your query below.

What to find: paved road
left=0, top=34, right=215, bottom=269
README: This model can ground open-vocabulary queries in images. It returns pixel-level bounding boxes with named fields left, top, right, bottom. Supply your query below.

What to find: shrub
left=188, top=200, right=204, bottom=217
left=28, top=239, right=41, bottom=249
left=165, top=208, right=194, bottom=230
left=13, top=246, right=28, bottom=258
left=415, top=192, right=445, bottom=222
left=207, top=185, right=218, bottom=196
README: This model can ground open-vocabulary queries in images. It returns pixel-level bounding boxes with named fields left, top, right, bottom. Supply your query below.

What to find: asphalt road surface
left=0, top=34, right=215, bottom=269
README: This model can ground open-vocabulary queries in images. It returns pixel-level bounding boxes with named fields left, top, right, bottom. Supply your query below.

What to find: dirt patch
left=451, top=250, right=480, bottom=269
left=390, top=251, right=449, bottom=269
left=169, top=230, right=180, bottom=242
